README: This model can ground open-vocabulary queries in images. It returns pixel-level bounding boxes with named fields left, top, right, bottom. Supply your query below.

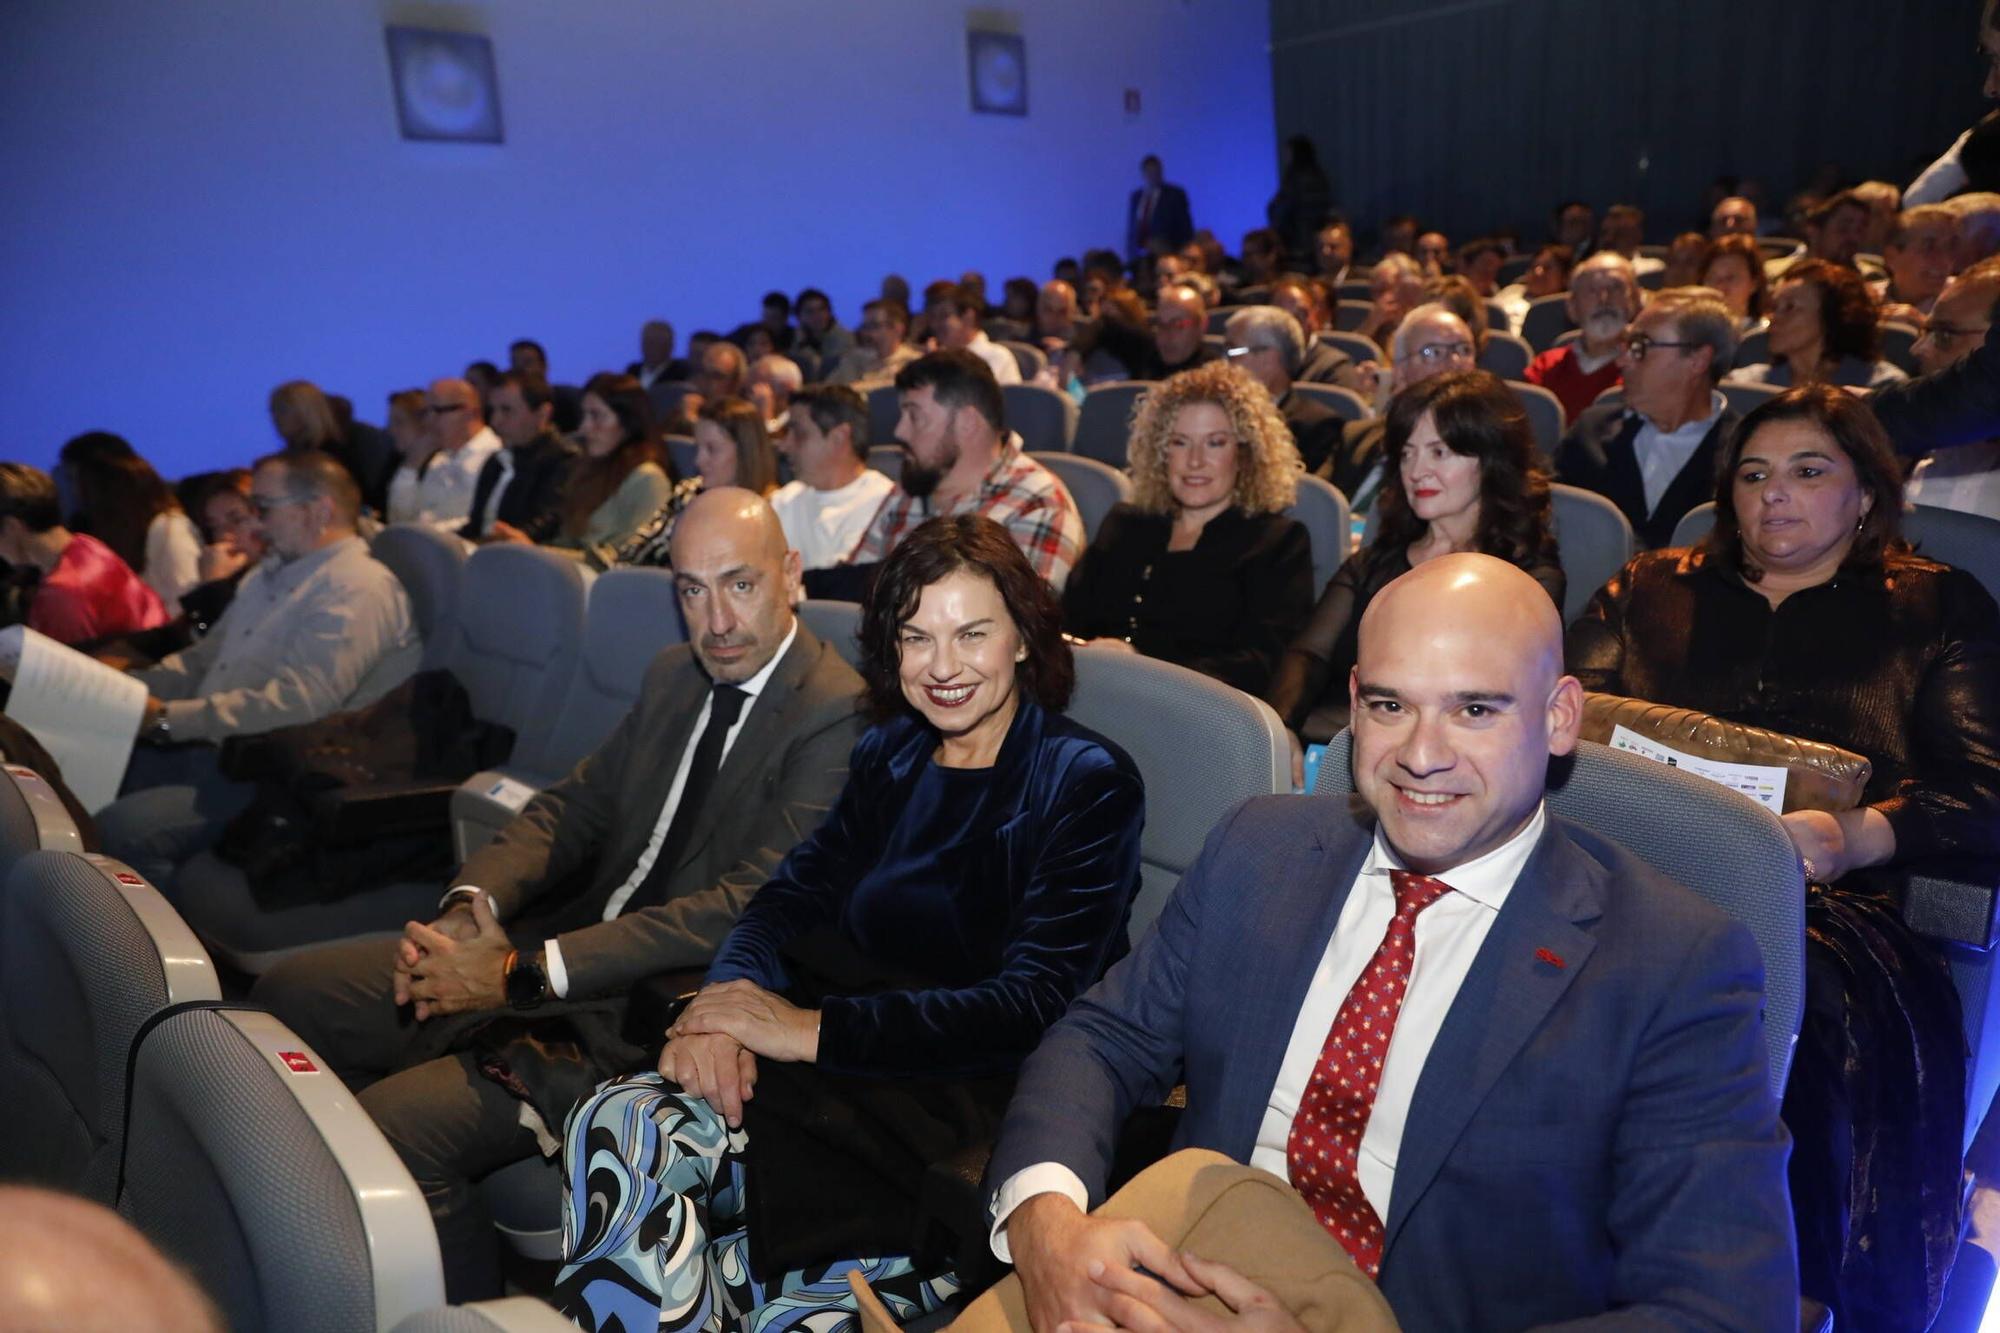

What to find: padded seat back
left=439, top=545, right=587, bottom=775
left=1478, top=330, right=1533, bottom=381
left=1003, top=382, right=1079, bottom=454
left=666, top=435, right=697, bottom=481
left=0, top=850, right=217, bottom=1199
left=1333, top=299, right=1373, bottom=332
left=371, top=524, right=469, bottom=670
left=1316, top=733, right=1804, bottom=1097
left=1733, top=327, right=1770, bottom=370
left=1291, top=383, right=1369, bottom=422
left=531, top=568, right=686, bottom=778
left=119, top=1006, right=444, bottom=1332
left=998, top=340, right=1048, bottom=381
left=1722, top=380, right=1781, bottom=420
left=1029, top=452, right=1132, bottom=543
left=868, top=445, right=905, bottom=482
left=1521, top=294, right=1575, bottom=352
left=1074, top=382, right=1150, bottom=467
left=1067, top=648, right=1288, bottom=942
left=1320, top=330, right=1382, bottom=368
left=1508, top=381, right=1566, bottom=458
left=1880, top=322, right=1920, bottom=376
left=1907, top=504, right=2000, bottom=594
left=1549, top=483, right=1637, bottom=621
left=1671, top=501, right=1719, bottom=550
left=797, top=600, right=864, bottom=671
left=867, top=385, right=902, bottom=451
left=1286, top=475, right=1352, bottom=597
left=0, top=762, right=84, bottom=879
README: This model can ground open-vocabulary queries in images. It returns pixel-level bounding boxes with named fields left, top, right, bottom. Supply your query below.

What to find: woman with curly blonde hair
left=1061, top=360, right=1312, bottom=693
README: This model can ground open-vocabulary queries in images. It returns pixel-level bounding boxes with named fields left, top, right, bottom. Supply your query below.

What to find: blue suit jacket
left=1128, top=182, right=1193, bottom=256
left=988, top=796, right=1797, bottom=1331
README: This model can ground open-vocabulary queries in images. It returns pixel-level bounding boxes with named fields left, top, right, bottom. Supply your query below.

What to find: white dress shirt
left=769, top=469, right=895, bottom=570
left=447, top=623, right=800, bottom=997
left=989, top=804, right=1548, bottom=1260
left=966, top=331, right=1023, bottom=385
left=416, top=426, right=501, bottom=529
left=1633, top=390, right=1725, bottom=516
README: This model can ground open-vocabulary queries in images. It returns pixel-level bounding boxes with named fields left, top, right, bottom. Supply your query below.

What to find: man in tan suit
left=255, top=488, right=865, bottom=1301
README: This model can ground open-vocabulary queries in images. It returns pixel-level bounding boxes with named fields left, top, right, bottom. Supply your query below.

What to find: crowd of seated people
left=15, top=126, right=2000, bottom=1333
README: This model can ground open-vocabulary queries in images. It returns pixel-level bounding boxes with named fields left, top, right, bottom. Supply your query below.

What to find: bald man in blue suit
left=982, top=555, right=1795, bottom=1332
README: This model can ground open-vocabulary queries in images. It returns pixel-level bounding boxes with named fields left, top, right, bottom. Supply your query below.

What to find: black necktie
left=622, top=683, right=749, bottom=914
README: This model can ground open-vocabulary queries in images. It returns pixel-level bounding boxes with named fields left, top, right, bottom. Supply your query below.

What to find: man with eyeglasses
left=414, top=377, right=501, bottom=531
left=96, top=451, right=420, bottom=887
left=1224, top=306, right=1343, bottom=473
left=1141, top=283, right=1219, bottom=380
left=1317, top=304, right=1477, bottom=512
left=1555, top=288, right=1741, bottom=549
left=1524, top=252, right=1644, bottom=422
left=1906, top=257, right=2000, bottom=519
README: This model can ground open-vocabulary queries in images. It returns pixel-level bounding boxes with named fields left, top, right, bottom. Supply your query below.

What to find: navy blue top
left=707, top=696, right=1145, bottom=1079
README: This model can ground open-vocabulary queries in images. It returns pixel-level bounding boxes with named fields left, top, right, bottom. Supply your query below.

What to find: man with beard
left=844, top=350, right=1085, bottom=589
left=1524, top=252, right=1643, bottom=422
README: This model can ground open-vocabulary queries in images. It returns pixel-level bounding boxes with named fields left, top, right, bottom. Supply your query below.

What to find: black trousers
left=252, top=935, right=540, bottom=1303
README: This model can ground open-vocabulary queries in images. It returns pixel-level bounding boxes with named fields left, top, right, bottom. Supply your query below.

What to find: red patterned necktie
left=1286, top=868, right=1454, bottom=1278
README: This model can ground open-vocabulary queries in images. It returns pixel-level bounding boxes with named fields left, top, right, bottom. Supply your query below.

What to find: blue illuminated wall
left=0, top=1, right=1276, bottom=479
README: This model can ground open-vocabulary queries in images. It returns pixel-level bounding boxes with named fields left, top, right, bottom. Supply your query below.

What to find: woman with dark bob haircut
left=554, top=513, right=1145, bottom=1331
left=1568, top=384, right=2000, bottom=1329
left=1729, top=257, right=1908, bottom=390
left=1265, top=369, right=1563, bottom=756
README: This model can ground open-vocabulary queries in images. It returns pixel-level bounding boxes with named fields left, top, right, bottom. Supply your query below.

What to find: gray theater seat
left=391, top=1298, right=578, bottom=1332
left=1509, top=380, right=1566, bottom=458
left=1287, top=474, right=1353, bottom=597
left=0, top=762, right=85, bottom=879
left=1548, top=483, right=1636, bottom=622
left=797, top=599, right=864, bottom=671
left=371, top=523, right=470, bottom=670
left=1073, top=381, right=1150, bottom=467
left=1003, top=382, right=1079, bottom=454
left=1029, top=451, right=1131, bottom=543
left=1477, top=330, right=1534, bottom=381
left=1290, top=382, right=1370, bottom=422
left=0, top=850, right=218, bottom=1199
left=119, top=1005, right=444, bottom=1332
left=1521, top=294, right=1575, bottom=352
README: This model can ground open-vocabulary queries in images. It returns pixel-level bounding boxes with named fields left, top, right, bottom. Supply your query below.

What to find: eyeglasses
left=1621, top=333, right=1702, bottom=361
left=249, top=493, right=310, bottom=517
left=1922, top=322, right=1990, bottom=351
left=1398, top=342, right=1474, bottom=366
left=1223, top=344, right=1275, bottom=360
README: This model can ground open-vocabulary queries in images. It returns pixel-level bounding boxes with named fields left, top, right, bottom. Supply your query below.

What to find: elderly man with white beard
left=1523, top=253, right=1644, bottom=423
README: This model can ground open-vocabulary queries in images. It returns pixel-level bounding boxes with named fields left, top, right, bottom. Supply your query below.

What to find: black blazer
left=459, top=431, right=578, bottom=541
left=1127, top=182, right=1193, bottom=255
left=1279, top=389, right=1343, bottom=474
left=1554, top=402, right=1740, bottom=550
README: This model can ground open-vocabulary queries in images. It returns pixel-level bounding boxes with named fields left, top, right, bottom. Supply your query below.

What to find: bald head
left=425, top=377, right=483, bottom=451
left=0, top=1186, right=222, bottom=1331
left=1350, top=554, right=1580, bottom=874
left=669, top=488, right=801, bottom=684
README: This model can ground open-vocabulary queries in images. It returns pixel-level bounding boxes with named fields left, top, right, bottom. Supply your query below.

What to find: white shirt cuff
left=544, top=938, right=570, bottom=999
left=988, top=1162, right=1091, bottom=1263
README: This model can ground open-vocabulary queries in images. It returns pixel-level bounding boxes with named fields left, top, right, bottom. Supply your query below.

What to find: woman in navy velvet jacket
left=553, top=515, right=1145, bottom=1333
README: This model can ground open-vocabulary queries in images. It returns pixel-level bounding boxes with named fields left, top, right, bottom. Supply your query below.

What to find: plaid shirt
left=852, top=437, right=1086, bottom=589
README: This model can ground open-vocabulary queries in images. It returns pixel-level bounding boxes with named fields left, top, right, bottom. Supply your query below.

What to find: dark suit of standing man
left=458, top=371, right=577, bottom=542
left=978, top=554, right=1794, bottom=1333
left=1127, top=154, right=1194, bottom=260
left=254, top=488, right=864, bottom=1301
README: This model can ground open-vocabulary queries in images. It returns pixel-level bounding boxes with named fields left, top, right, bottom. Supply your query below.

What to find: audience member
left=1710, top=194, right=1760, bottom=238
left=382, top=387, right=436, bottom=524
left=694, top=397, right=780, bottom=496
left=790, top=287, right=853, bottom=380
left=1064, top=288, right=1154, bottom=387
left=1597, top=203, right=1661, bottom=276
left=0, top=1185, right=223, bottom=1332
left=731, top=291, right=796, bottom=356
left=1422, top=274, right=1491, bottom=351
left=880, top=272, right=913, bottom=310
left=1524, top=251, right=1642, bottom=420
left=55, top=431, right=203, bottom=617
left=498, top=372, right=674, bottom=560
left=1315, top=218, right=1358, bottom=284
left=1906, top=257, right=2000, bottom=517
left=986, top=552, right=1793, bottom=1332
left=1270, top=275, right=1361, bottom=389
left=1320, top=304, right=1477, bottom=508
left=828, top=298, right=919, bottom=388
left=988, top=276, right=1039, bottom=343
left=1661, top=231, right=1713, bottom=287
left=0, top=462, right=166, bottom=646
left=1730, top=259, right=1908, bottom=389
left=770, top=383, right=894, bottom=569
left=1552, top=198, right=1597, bottom=257
left=748, top=353, right=804, bottom=433
left=1852, top=179, right=1904, bottom=254
left=1353, top=253, right=1425, bottom=353
left=463, top=359, right=502, bottom=411
left=554, top=513, right=1143, bottom=1329
left=629, top=318, right=683, bottom=390
left=98, top=451, right=419, bottom=885
left=254, top=488, right=864, bottom=1301
left=1236, top=227, right=1288, bottom=302
left=1493, top=243, right=1573, bottom=334
left=1224, top=306, right=1344, bottom=472
left=270, top=378, right=397, bottom=514
left=1558, top=287, right=1742, bottom=548
left=1272, top=370, right=1561, bottom=754
left=1128, top=153, right=1195, bottom=258
left=1876, top=204, right=1961, bottom=322
left=1064, top=361, right=1311, bottom=692
left=1952, top=191, right=2000, bottom=267
left=694, top=334, right=752, bottom=410
left=928, top=280, right=1022, bottom=385
left=412, top=377, right=502, bottom=529
left=1803, top=190, right=1872, bottom=270
left=460, top=371, right=576, bottom=543
left=1374, top=213, right=1420, bottom=262
left=1568, top=385, right=2000, bottom=1330
left=1456, top=237, right=1505, bottom=297
left=1268, top=134, right=1335, bottom=259
left=847, top=351, right=1085, bottom=589
left=1703, top=233, right=1772, bottom=330
left=1413, top=229, right=1451, bottom=278
left=1034, top=280, right=1081, bottom=353
left=1143, top=281, right=1219, bottom=379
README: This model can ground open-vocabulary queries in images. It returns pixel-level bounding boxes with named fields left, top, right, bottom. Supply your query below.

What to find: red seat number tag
left=278, top=1051, right=318, bottom=1074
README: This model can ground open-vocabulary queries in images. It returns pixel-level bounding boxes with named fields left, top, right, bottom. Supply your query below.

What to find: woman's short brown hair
left=1705, top=383, right=1906, bottom=573
left=857, top=515, right=1073, bottom=722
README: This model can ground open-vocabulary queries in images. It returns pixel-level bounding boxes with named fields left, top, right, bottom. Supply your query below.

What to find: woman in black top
left=1265, top=370, right=1563, bottom=751
left=1567, top=385, right=2000, bottom=1331
left=1062, top=360, right=1313, bottom=694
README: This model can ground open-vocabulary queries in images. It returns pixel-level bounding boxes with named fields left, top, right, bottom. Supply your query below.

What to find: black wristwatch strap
left=504, top=948, right=550, bottom=1010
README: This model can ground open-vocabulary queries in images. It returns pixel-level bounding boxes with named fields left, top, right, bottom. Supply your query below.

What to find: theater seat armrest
left=452, top=769, right=545, bottom=863
left=1903, top=868, right=2000, bottom=949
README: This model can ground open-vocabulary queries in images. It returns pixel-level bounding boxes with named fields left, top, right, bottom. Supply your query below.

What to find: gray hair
left=1224, top=306, right=1306, bottom=376
left=1389, top=302, right=1472, bottom=362
left=1646, top=287, right=1739, bottom=384
left=750, top=354, right=803, bottom=394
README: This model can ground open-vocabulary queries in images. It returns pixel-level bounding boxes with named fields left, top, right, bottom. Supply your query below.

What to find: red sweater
left=29, top=532, right=168, bottom=646
left=1524, top=344, right=1623, bottom=424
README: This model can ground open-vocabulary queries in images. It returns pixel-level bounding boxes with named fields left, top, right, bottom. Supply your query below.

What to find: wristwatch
left=504, top=948, right=550, bottom=1010
left=148, top=708, right=171, bottom=745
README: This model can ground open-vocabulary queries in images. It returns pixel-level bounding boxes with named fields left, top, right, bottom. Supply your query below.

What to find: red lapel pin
left=1535, top=947, right=1566, bottom=969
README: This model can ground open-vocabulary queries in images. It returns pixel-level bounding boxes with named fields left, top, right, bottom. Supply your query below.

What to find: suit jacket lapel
left=1653, top=411, right=1736, bottom=540
left=1381, top=822, right=1602, bottom=1253
left=1601, top=414, right=1648, bottom=528
left=1219, top=810, right=1373, bottom=1157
